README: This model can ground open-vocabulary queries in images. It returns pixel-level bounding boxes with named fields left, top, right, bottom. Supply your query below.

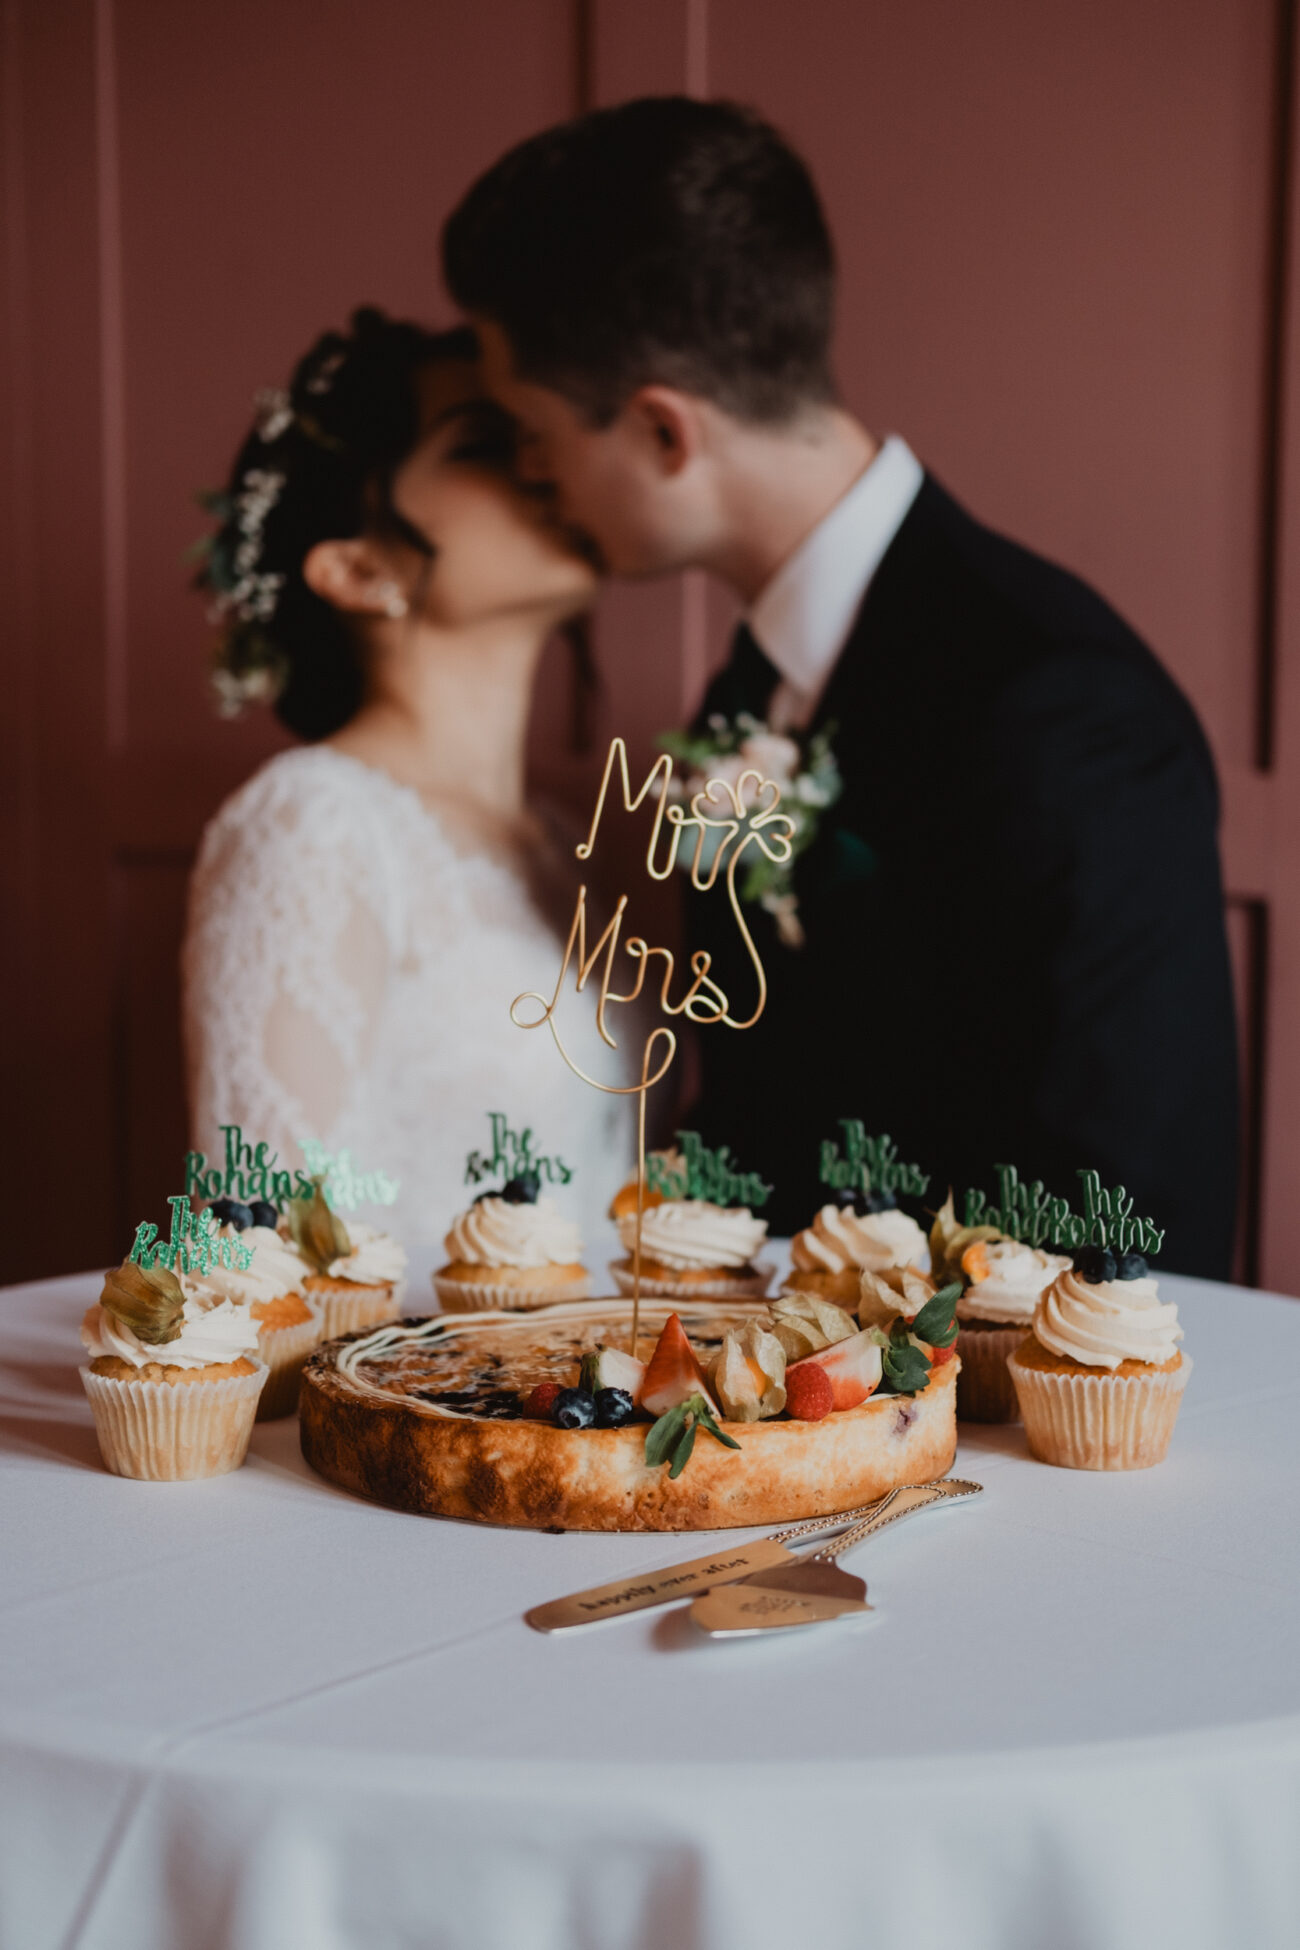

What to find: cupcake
left=1008, top=1248, right=1190, bottom=1469
left=80, top=1258, right=267, bottom=1479
left=608, top=1148, right=679, bottom=1220
left=785, top=1191, right=927, bottom=1305
left=610, top=1199, right=772, bottom=1300
left=435, top=1174, right=590, bottom=1312
left=288, top=1180, right=406, bottom=1340
left=197, top=1220, right=321, bottom=1419
left=951, top=1238, right=1072, bottom=1423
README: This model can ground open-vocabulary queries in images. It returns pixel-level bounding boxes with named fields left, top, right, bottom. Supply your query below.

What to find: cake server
left=525, top=1488, right=921, bottom=1634
left=689, top=1476, right=983, bottom=1636
left=525, top=1479, right=967, bottom=1634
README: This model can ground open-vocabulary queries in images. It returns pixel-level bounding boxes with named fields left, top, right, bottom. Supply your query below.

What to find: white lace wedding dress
left=183, top=748, right=636, bottom=1254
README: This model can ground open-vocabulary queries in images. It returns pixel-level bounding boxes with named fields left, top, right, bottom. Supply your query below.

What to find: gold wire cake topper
left=512, top=736, right=795, bottom=1352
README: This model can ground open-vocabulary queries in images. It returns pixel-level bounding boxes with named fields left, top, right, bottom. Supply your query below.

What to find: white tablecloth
left=3, top=1253, right=1299, bottom=1950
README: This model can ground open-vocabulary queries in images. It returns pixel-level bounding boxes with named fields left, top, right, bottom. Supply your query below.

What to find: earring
left=376, top=581, right=408, bottom=620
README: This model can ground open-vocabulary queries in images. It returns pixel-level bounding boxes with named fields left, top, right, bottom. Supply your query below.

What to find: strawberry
left=784, top=1361, right=835, bottom=1421
left=785, top=1327, right=883, bottom=1414
left=926, top=1342, right=957, bottom=1367
left=522, top=1381, right=561, bottom=1420
left=640, top=1313, right=718, bottom=1417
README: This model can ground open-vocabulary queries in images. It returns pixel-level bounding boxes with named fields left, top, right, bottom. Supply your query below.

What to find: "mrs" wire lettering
left=509, top=736, right=792, bottom=1351
left=510, top=737, right=795, bottom=1096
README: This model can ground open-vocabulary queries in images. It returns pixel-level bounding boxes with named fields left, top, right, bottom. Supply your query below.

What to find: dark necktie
left=728, top=621, right=781, bottom=722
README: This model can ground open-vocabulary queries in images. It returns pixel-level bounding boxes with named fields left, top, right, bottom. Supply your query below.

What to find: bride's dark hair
left=197, top=307, right=476, bottom=741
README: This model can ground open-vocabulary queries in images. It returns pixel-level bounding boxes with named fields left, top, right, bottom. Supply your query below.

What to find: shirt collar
left=747, top=434, right=924, bottom=705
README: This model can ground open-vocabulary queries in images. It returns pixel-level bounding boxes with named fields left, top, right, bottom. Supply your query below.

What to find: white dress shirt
left=748, top=434, right=924, bottom=731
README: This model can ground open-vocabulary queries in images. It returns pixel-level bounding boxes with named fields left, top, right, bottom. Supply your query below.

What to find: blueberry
left=554, top=1387, right=596, bottom=1430
left=832, top=1187, right=865, bottom=1211
left=248, top=1199, right=278, bottom=1229
left=501, top=1170, right=541, bottom=1204
left=1073, top=1244, right=1118, bottom=1284
left=1115, top=1251, right=1149, bottom=1281
left=209, top=1197, right=253, bottom=1231
left=864, top=1189, right=897, bottom=1214
left=594, top=1387, right=635, bottom=1428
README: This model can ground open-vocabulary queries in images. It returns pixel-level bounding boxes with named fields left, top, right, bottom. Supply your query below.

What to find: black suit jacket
left=688, top=476, right=1238, bottom=1276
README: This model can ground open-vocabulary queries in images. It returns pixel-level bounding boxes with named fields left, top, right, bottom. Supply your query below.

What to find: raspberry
left=784, top=1362, right=835, bottom=1421
left=523, top=1381, right=561, bottom=1420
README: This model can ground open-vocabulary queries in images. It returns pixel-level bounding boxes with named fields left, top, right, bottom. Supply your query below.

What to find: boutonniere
left=658, top=714, right=843, bottom=947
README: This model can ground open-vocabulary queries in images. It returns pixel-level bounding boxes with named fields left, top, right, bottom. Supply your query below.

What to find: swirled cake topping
left=790, top=1203, right=925, bottom=1275
left=1034, top=1269, right=1182, bottom=1370
left=957, top=1239, right=1071, bottom=1325
left=617, top=1200, right=767, bottom=1270
left=445, top=1197, right=582, bottom=1269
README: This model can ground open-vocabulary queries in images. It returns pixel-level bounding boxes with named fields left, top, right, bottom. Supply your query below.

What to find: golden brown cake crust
left=304, top=1273, right=393, bottom=1300
left=89, top=1355, right=258, bottom=1384
left=781, top=1267, right=862, bottom=1305
left=436, top=1260, right=588, bottom=1290
left=1014, top=1334, right=1184, bottom=1379
left=252, top=1293, right=314, bottom=1329
left=615, top=1255, right=758, bottom=1284
left=299, top=1300, right=958, bottom=1533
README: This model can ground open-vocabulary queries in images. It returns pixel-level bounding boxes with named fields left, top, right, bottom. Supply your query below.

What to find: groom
left=444, top=97, right=1238, bottom=1275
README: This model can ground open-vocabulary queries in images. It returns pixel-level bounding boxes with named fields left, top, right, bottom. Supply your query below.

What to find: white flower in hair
left=254, top=387, right=294, bottom=442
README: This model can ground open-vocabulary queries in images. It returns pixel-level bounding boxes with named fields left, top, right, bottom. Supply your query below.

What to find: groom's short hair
left=443, top=97, right=836, bottom=426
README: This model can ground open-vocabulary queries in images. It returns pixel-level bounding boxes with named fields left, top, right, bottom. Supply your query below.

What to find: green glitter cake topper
left=129, top=1198, right=253, bottom=1275
left=185, top=1124, right=398, bottom=1213
left=646, top=1131, right=772, bottom=1209
left=818, top=1121, right=929, bottom=1199
left=185, top=1125, right=313, bottom=1207
left=962, top=1164, right=1164, bottom=1256
left=464, top=1112, right=574, bottom=1189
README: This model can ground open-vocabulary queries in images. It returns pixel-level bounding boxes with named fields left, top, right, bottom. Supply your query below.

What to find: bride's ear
left=302, top=538, right=407, bottom=618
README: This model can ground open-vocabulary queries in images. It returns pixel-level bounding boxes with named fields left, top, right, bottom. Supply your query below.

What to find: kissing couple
left=187, top=97, right=1235, bottom=1273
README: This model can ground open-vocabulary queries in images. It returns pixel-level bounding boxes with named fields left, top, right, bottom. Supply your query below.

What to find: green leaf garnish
left=644, top=1393, right=741, bottom=1478
left=911, top=1281, right=962, bottom=1349
left=100, top=1259, right=185, bottom=1345
left=882, top=1321, right=932, bottom=1396
left=287, top=1176, right=351, bottom=1275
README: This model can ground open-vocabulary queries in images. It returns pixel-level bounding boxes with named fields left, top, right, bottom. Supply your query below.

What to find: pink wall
left=3, top=0, right=1296, bottom=1287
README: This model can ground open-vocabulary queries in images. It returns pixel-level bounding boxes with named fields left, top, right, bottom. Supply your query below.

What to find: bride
left=183, top=308, right=634, bottom=1250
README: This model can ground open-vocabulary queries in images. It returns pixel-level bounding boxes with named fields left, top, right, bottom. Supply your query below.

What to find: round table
left=3, top=1255, right=1299, bottom=1950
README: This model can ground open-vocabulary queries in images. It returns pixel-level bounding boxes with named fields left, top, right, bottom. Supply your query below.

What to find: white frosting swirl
left=617, top=1200, right=767, bottom=1271
left=957, top=1240, right=1072, bottom=1325
left=790, top=1204, right=925, bottom=1275
left=443, top=1198, right=582, bottom=1270
left=191, top=1226, right=308, bottom=1306
left=324, top=1222, right=408, bottom=1287
left=1034, top=1270, right=1183, bottom=1370
left=81, top=1287, right=261, bottom=1371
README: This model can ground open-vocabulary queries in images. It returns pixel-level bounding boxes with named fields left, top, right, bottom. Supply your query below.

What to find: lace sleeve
left=182, top=754, right=398, bottom=1166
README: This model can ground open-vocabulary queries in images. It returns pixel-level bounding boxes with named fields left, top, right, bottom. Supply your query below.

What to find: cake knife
left=689, top=1477, right=983, bottom=1635
left=525, top=1480, right=958, bottom=1634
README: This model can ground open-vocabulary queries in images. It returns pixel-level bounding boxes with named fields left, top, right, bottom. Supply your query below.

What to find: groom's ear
left=626, top=387, right=702, bottom=476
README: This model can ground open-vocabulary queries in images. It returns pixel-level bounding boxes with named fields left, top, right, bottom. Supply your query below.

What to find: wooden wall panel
left=4, top=0, right=1298, bottom=1288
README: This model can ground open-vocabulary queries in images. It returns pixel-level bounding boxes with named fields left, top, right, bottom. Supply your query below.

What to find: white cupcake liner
left=609, top=1259, right=775, bottom=1302
left=1008, top=1349, right=1192, bottom=1470
left=955, top=1322, right=1027, bottom=1424
left=312, top=1282, right=399, bottom=1342
left=433, top=1271, right=593, bottom=1314
left=255, top=1311, right=323, bottom=1420
left=80, top=1364, right=268, bottom=1480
